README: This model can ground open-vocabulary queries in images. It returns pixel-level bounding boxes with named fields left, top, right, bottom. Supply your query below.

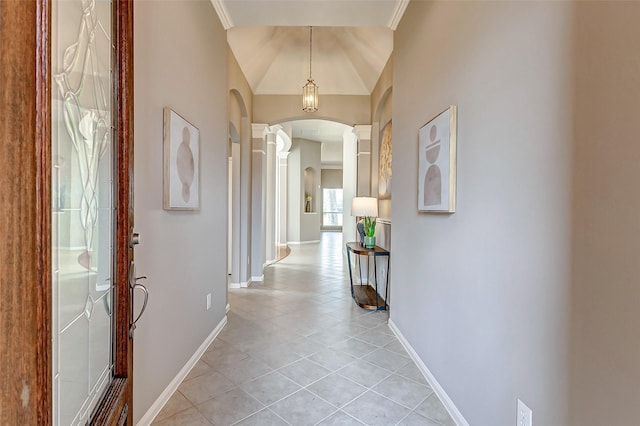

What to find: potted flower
left=363, top=216, right=376, bottom=248
left=351, top=197, right=379, bottom=248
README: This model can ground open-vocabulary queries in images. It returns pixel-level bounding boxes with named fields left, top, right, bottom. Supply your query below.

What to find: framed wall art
left=163, top=107, right=200, bottom=210
left=378, top=121, right=392, bottom=199
left=418, top=105, right=457, bottom=213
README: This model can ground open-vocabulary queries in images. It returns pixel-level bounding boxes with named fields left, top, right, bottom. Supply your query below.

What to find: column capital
left=252, top=123, right=268, bottom=139
left=353, top=124, right=372, bottom=140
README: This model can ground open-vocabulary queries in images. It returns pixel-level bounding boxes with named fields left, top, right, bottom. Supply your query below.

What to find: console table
left=346, top=242, right=390, bottom=310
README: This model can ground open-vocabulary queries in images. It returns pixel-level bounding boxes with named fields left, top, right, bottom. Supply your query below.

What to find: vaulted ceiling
left=214, top=0, right=407, bottom=95
left=213, top=0, right=407, bottom=152
left=227, top=26, right=393, bottom=95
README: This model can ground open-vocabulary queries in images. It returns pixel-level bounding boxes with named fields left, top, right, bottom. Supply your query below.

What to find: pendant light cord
left=309, top=26, right=313, bottom=79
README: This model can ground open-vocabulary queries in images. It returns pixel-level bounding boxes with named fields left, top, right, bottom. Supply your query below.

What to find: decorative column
left=239, top=117, right=252, bottom=287
left=264, top=126, right=277, bottom=264
left=370, top=122, right=380, bottom=198
left=251, top=123, right=267, bottom=281
left=229, top=141, right=241, bottom=287
left=277, top=151, right=290, bottom=245
left=342, top=128, right=358, bottom=251
left=354, top=125, right=372, bottom=197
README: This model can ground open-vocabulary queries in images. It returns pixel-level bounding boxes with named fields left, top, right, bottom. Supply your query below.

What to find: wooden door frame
left=0, top=1, right=52, bottom=424
left=0, top=0, right=134, bottom=424
left=92, top=0, right=135, bottom=423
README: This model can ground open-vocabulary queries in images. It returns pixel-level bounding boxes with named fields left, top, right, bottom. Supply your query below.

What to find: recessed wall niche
left=304, top=166, right=317, bottom=213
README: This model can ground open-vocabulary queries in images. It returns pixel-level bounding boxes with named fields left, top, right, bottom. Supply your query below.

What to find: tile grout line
left=153, top=234, right=455, bottom=426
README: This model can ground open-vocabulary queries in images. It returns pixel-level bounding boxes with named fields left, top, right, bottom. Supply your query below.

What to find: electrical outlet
left=206, top=293, right=211, bottom=310
left=517, top=399, right=532, bottom=426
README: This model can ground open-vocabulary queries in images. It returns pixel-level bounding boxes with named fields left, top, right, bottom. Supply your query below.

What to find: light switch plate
left=517, top=399, right=532, bottom=426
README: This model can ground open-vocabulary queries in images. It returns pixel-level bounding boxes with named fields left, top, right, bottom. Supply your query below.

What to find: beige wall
left=254, top=95, right=370, bottom=125
left=393, top=2, right=573, bottom=424
left=371, top=57, right=393, bottom=221
left=371, top=55, right=393, bottom=125
left=321, top=169, right=343, bottom=189
left=287, top=139, right=322, bottom=242
left=569, top=3, right=640, bottom=425
left=133, top=0, right=228, bottom=422
left=228, top=47, right=253, bottom=137
left=227, top=48, right=254, bottom=285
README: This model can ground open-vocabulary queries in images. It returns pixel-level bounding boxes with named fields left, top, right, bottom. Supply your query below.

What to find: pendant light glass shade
left=302, top=27, right=318, bottom=112
left=302, top=78, right=318, bottom=112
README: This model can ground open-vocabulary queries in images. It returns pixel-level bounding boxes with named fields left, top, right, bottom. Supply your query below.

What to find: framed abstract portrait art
left=418, top=106, right=457, bottom=213
left=163, top=107, right=200, bottom=210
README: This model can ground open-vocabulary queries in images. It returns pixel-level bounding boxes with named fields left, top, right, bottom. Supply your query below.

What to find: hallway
left=152, top=232, right=454, bottom=426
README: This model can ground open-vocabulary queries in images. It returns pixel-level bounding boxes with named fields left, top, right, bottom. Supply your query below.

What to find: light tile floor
left=153, top=232, right=455, bottom=426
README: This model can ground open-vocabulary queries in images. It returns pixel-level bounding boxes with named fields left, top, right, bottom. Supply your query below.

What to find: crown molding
left=211, top=0, right=234, bottom=30
left=388, top=0, right=410, bottom=30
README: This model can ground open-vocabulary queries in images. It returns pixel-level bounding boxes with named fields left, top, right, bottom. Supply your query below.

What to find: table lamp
left=351, top=197, right=378, bottom=248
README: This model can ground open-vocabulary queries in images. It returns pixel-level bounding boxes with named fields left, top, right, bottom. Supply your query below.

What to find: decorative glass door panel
left=52, top=0, right=115, bottom=424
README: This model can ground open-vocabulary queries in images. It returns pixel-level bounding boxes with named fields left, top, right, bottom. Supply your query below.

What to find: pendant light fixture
left=302, top=26, right=318, bottom=112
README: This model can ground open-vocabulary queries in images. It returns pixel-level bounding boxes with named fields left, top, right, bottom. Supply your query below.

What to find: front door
left=0, top=0, right=135, bottom=424
left=51, top=0, right=135, bottom=424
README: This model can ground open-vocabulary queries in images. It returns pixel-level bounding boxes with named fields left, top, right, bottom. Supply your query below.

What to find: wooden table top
left=346, top=242, right=390, bottom=256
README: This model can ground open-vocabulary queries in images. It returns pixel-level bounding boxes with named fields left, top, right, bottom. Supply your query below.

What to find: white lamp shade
left=351, top=197, right=378, bottom=217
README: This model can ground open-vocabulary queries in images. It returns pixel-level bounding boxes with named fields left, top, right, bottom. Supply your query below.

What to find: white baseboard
left=136, top=315, right=228, bottom=426
left=388, top=319, right=469, bottom=426
left=251, top=275, right=264, bottom=282
left=226, top=303, right=230, bottom=314
left=230, top=281, right=252, bottom=288
left=287, top=240, right=320, bottom=245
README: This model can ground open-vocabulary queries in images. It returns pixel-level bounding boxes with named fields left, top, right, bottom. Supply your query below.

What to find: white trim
left=210, top=0, right=233, bottom=29
left=136, top=315, right=228, bottom=426
left=240, top=279, right=252, bottom=288
left=321, top=164, right=343, bottom=170
left=352, top=124, right=372, bottom=140
left=388, top=0, right=410, bottom=31
left=287, top=240, right=320, bottom=245
left=251, top=275, right=264, bottom=282
left=252, top=123, right=268, bottom=138
left=228, top=282, right=241, bottom=289
left=226, top=303, right=231, bottom=314
left=252, top=149, right=266, bottom=155
left=388, top=319, right=470, bottom=426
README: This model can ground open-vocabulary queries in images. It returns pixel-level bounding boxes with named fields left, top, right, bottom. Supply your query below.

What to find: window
left=322, top=188, right=343, bottom=227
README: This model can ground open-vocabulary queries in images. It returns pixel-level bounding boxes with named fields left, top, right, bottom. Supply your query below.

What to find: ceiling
left=212, top=0, right=408, bottom=29
left=215, top=0, right=407, bottom=95
left=286, top=119, right=350, bottom=144
left=227, top=26, right=393, bottom=95
left=213, top=0, right=407, bottom=149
